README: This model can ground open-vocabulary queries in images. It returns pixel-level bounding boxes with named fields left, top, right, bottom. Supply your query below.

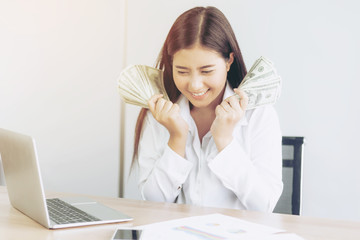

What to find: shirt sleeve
left=207, top=106, right=283, bottom=212
left=137, top=112, right=193, bottom=202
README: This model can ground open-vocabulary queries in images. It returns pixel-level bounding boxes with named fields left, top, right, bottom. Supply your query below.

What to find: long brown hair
left=133, top=6, right=247, bottom=164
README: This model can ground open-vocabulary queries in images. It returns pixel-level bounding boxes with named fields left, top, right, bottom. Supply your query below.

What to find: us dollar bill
left=236, top=76, right=281, bottom=109
left=234, top=56, right=281, bottom=109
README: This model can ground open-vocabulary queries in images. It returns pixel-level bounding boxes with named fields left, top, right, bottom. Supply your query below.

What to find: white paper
left=121, top=213, right=305, bottom=240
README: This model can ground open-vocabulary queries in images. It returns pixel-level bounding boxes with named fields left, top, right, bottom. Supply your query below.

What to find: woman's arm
left=148, top=94, right=189, bottom=157
left=137, top=112, right=193, bottom=202
left=208, top=106, right=283, bottom=212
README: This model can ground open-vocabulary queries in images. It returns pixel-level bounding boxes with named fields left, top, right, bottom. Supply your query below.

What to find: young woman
left=133, top=6, right=283, bottom=212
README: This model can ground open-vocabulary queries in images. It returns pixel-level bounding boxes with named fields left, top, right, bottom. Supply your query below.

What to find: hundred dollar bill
left=234, top=56, right=281, bottom=109
left=242, top=56, right=274, bottom=83
left=236, top=76, right=282, bottom=109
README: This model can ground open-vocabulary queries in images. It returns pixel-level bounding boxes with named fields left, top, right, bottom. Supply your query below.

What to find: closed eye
left=202, top=70, right=213, bottom=74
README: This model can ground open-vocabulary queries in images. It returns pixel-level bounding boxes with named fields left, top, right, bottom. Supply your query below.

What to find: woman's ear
left=226, top=52, right=234, bottom=72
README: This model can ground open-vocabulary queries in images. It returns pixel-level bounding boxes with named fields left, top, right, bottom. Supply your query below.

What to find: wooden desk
left=0, top=186, right=359, bottom=240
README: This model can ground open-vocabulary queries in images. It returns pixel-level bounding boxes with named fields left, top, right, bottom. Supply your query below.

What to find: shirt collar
left=223, top=81, right=236, bottom=100
left=177, top=94, right=193, bottom=134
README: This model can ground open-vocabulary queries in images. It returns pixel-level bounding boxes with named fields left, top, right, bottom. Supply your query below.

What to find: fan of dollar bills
left=117, top=56, right=281, bottom=110
left=117, top=65, right=170, bottom=108
left=236, top=56, right=282, bottom=109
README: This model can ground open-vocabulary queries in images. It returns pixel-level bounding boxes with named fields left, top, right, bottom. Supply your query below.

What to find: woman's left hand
left=210, top=88, right=248, bottom=152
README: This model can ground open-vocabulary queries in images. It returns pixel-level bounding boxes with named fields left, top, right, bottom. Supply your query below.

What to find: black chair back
left=274, top=136, right=305, bottom=215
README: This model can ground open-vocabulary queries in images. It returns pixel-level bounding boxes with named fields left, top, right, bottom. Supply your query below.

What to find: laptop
left=0, top=128, right=133, bottom=229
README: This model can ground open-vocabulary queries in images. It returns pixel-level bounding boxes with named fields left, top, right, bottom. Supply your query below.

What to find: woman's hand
left=148, top=94, right=189, bottom=157
left=210, top=89, right=248, bottom=152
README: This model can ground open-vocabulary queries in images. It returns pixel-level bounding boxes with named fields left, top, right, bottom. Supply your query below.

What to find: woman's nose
left=188, top=74, right=203, bottom=90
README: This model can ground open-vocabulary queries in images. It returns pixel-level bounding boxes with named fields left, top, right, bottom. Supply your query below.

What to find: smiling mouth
left=192, top=90, right=208, bottom=97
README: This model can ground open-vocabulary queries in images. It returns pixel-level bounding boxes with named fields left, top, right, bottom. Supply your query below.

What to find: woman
left=133, top=6, right=283, bottom=212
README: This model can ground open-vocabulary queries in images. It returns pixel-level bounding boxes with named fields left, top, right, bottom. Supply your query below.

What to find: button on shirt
left=137, top=83, right=283, bottom=212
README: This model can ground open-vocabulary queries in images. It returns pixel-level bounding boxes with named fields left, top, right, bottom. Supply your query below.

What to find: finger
left=227, top=95, right=241, bottom=111
left=148, top=94, right=163, bottom=114
left=215, top=104, right=226, bottom=116
left=234, top=89, right=248, bottom=110
left=168, top=103, right=180, bottom=116
left=162, top=100, right=174, bottom=114
left=220, top=100, right=232, bottom=112
left=155, top=98, right=167, bottom=115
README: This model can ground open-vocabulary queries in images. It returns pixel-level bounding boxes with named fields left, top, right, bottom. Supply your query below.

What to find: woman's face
left=172, top=44, right=233, bottom=110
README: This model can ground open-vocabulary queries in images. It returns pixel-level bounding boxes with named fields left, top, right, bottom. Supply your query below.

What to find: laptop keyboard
left=46, top=198, right=100, bottom=224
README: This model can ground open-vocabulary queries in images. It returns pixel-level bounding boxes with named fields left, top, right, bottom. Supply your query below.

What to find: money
left=117, top=56, right=281, bottom=109
left=117, top=65, right=169, bottom=108
left=235, top=56, right=282, bottom=109
left=237, top=77, right=281, bottom=109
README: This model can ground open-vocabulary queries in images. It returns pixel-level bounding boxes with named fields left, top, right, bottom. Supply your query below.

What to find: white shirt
left=137, top=83, right=283, bottom=212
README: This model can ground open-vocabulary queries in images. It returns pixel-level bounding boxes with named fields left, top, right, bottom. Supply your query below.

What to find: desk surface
left=0, top=186, right=359, bottom=240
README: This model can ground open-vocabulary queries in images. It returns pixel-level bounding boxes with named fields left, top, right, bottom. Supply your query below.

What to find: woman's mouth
left=191, top=90, right=209, bottom=99
left=192, top=90, right=208, bottom=97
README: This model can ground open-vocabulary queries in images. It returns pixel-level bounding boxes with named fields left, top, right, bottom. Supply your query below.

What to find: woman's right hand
left=148, top=94, right=189, bottom=157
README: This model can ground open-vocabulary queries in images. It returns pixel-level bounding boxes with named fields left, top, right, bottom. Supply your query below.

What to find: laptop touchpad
left=60, top=197, right=130, bottom=220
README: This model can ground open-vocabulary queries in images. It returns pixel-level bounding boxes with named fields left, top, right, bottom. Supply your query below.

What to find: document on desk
left=132, top=213, right=305, bottom=240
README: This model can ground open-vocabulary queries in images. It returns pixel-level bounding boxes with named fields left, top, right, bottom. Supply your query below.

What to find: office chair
left=273, top=136, right=305, bottom=215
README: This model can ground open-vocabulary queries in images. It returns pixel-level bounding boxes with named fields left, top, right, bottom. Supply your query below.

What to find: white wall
left=123, top=0, right=360, bottom=222
left=0, top=0, right=126, bottom=197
